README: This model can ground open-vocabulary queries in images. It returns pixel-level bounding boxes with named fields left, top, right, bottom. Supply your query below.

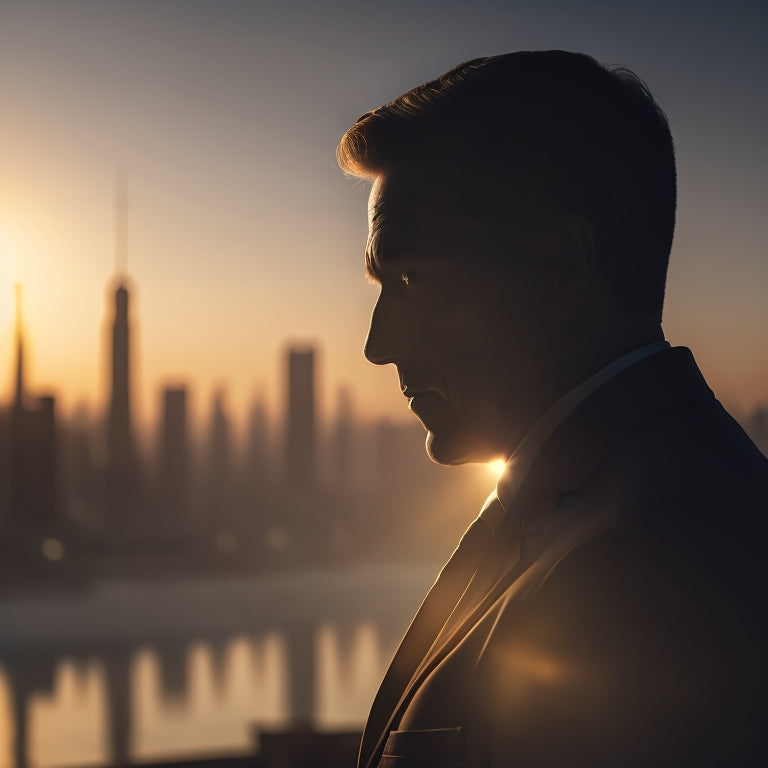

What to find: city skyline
left=2, top=268, right=765, bottom=554
left=0, top=0, right=766, bottom=431
left=2, top=228, right=766, bottom=443
left=1, top=271, right=503, bottom=559
left=0, top=270, right=404, bottom=446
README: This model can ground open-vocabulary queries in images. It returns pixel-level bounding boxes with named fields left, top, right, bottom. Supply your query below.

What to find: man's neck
left=560, top=322, right=664, bottom=397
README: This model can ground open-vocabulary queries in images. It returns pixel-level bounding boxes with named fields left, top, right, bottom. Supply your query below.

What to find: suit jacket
left=360, top=347, right=768, bottom=768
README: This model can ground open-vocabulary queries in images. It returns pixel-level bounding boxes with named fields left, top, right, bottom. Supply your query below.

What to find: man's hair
left=337, top=51, right=676, bottom=319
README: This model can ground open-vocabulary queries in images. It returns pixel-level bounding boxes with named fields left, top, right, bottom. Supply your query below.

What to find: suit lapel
left=358, top=518, right=492, bottom=768
left=360, top=481, right=555, bottom=768
left=364, top=491, right=554, bottom=766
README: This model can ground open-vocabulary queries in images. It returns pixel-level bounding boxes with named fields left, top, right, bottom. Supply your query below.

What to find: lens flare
left=488, top=459, right=507, bottom=478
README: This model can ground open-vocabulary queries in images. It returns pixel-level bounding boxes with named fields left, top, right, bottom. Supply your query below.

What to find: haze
left=0, top=0, right=765, bottom=438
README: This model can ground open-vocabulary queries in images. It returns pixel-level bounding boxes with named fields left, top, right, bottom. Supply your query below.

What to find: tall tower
left=14, top=284, right=24, bottom=410
left=105, top=173, right=141, bottom=529
left=8, top=286, right=58, bottom=530
left=204, top=388, right=233, bottom=528
left=285, top=346, right=316, bottom=488
left=108, top=282, right=136, bottom=468
left=158, top=386, right=189, bottom=535
left=8, top=285, right=27, bottom=530
left=245, top=392, right=269, bottom=483
left=108, top=171, right=134, bottom=466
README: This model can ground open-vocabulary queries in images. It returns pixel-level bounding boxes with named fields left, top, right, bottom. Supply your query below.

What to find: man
left=337, top=52, right=768, bottom=767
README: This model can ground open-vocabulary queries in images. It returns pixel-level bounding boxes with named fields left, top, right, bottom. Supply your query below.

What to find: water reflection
left=132, top=636, right=288, bottom=761
left=0, top=564, right=433, bottom=767
left=28, top=660, right=107, bottom=767
left=316, top=623, right=381, bottom=729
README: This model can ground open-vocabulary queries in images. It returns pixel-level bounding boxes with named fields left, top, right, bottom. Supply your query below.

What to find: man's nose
left=364, top=292, right=407, bottom=365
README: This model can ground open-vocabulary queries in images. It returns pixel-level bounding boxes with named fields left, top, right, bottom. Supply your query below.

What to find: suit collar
left=531, top=345, right=711, bottom=494
left=493, top=346, right=713, bottom=543
left=494, top=339, right=670, bottom=527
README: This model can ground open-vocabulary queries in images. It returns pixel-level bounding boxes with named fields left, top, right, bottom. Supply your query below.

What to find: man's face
left=364, top=172, right=552, bottom=465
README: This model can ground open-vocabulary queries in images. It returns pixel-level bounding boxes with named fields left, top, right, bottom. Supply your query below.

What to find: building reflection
left=0, top=617, right=400, bottom=768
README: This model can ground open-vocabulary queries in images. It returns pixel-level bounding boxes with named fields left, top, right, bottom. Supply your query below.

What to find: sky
left=0, top=0, right=766, bottom=440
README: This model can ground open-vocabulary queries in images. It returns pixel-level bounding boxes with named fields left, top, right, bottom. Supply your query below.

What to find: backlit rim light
left=488, top=459, right=507, bottom=478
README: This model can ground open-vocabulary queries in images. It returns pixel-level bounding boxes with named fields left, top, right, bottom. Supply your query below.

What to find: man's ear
left=552, top=214, right=597, bottom=311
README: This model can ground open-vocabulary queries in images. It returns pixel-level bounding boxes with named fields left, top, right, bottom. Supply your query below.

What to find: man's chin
left=409, top=392, right=498, bottom=465
left=424, top=429, right=494, bottom=466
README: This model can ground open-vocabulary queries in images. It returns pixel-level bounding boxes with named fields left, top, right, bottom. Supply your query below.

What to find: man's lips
left=406, top=391, right=449, bottom=427
left=401, top=383, right=438, bottom=399
left=400, top=379, right=416, bottom=398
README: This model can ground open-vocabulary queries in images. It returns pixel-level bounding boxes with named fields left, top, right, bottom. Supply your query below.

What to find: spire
left=106, top=179, right=141, bottom=526
left=14, top=283, right=24, bottom=409
left=115, top=168, right=129, bottom=280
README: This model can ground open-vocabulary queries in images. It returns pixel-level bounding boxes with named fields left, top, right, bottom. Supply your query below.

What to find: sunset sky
left=0, top=0, right=765, bottom=440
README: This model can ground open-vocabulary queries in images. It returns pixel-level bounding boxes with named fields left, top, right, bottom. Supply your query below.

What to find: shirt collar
left=480, top=340, right=671, bottom=533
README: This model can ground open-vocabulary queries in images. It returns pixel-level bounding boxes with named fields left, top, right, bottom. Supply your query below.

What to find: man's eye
left=400, top=271, right=411, bottom=286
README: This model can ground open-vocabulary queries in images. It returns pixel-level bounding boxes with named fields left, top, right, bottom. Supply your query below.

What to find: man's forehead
left=365, top=171, right=504, bottom=281
left=368, top=172, right=454, bottom=226
left=367, top=175, right=451, bottom=271
left=366, top=171, right=476, bottom=264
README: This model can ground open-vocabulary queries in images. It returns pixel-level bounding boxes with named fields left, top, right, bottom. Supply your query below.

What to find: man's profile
left=337, top=51, right=768, bottom=767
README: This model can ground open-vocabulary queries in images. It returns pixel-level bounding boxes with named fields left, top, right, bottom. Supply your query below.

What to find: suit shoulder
left=534, top=514, right=765, bottom=625
left=480, top=516, right=767, bottom=766
left=576, top=395, right=768, bottom=550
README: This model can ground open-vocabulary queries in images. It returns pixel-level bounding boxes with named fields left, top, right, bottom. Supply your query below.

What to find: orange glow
left=487, top=459, right=507, bottom=478
left=0, top=1, right=764, bottom=438
left=499, top=644, right=568, bottom=685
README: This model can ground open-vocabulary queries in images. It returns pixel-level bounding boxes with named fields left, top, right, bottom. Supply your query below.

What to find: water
left=0, top=561, right=438, bottom=767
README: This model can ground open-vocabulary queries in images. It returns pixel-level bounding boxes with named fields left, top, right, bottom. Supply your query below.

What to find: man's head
left=338, top=51, right=676, bottom=465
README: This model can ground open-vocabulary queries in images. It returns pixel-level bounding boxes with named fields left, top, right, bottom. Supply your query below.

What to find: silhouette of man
left=337, top=52, right=768, bottom=768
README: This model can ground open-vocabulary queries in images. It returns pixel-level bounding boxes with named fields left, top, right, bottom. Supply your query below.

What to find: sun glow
left=487, top=459, right=507, bottom=478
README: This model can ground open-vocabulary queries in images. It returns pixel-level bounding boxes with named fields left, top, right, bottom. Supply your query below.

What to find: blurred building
left=6, top=286, right=59, bottom=532
left=157, top=386, right=190, bottom=537
left=105, top=280, right=142, bottom=531
left=0, top=408, right=9, bottom=531
left=334, top=387, right=353, bottom=492
left=284, top=346, right=316, bottom=489
left=376, top=419, right=404, bottom=491
left=242, top=394, right=271, bottom=518
left=63, top=404, right=100, bottom=531
left=204, top=388, right=234, bottom=534
left=245, top=395, right=269, bottom=489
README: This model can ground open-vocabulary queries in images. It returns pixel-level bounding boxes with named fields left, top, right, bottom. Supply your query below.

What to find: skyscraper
left=204, top=387, right=233, bottom=527
left=245, top=394, right=269, bottom=486
left=14, top=284, right=24, bottom=411
left=284, top=346, right=316, bottom=488
left=7, top=286, right=59, bottom=530
left=158, top=386, right=189, bottom=535
left=108, top=284, right=132, bottom=454
left=105, top=280, right=141, bottom=529
left=0, top=408, right=9, bottom=532
left=334, top=386, right=353, bottom=491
